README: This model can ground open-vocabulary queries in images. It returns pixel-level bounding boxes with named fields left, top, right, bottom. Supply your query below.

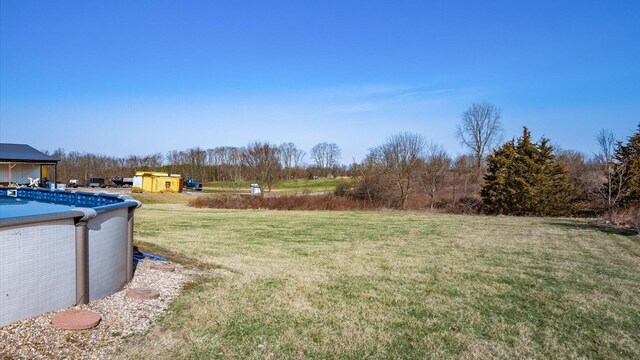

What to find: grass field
left=124, top=203, right=640, bottom=359
left=204, top=178, right=350, bottom=194
left=130, top=192, right=194, bottom=205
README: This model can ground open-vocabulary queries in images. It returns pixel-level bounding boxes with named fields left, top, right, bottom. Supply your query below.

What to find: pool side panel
left=87, top=207, right=129, bottom=301
left=0, top=219, right=76, bottom=326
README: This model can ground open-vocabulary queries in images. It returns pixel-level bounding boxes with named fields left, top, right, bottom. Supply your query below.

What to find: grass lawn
left=124, top=203, right=640, bottom=359
left=204, top=178, right=351, bottom=194
left=130, top=192, right=194, bottom=205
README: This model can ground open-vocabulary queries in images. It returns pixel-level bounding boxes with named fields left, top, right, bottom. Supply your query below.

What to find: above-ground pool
left=0, top=196, right=77, bottom=219
left=0, top=187, right=141, bottom=326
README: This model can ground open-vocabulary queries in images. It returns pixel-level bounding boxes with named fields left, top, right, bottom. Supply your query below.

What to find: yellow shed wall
left=141, top=175, right=155, bottom=192
left=131, top=172, right=183, bottom=193
left=151, top=176, right=182, bottom=193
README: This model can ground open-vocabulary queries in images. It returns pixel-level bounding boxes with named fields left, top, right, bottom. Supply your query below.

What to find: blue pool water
left=0, top=197, right=76, bottom=220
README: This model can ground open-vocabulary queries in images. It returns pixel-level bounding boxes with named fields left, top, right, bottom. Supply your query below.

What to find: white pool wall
left=0, top=218, right=77, bottom=325
left=87, top=207, right=129, bottom=301
left=0, top=187, right=140, bottom=326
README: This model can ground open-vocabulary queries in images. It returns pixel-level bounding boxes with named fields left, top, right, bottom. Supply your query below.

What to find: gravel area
left=0, top=260, right=190, bottom=359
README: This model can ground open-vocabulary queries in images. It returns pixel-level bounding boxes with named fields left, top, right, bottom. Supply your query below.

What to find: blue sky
left=1, top=1, right=638, bottom=163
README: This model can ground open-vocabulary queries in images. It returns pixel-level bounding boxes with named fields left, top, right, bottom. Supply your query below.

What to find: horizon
left=1, top=1, right=638, bottom=162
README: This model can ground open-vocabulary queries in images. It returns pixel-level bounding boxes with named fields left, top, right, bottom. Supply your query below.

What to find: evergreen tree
left=613, top=124, right=640, bottom=206
left=511, top=128, right=540, bottom=215
left=481, top=127, right=574, bottom=216
left=482, top=140, right=516, bottom=214
left=537, top=138, right=574, bottom=215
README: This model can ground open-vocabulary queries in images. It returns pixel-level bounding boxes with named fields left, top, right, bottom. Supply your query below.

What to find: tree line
left=48, top=141, right=343, bottom=189
left=347, top=105, right=637, bottom=224
left=46, top=102, right=639, bottom=226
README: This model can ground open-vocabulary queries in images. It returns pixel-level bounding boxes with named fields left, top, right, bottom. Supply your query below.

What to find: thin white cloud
left=313, top=84, right=412, bottom=99
left=322, top=85, right=480, bottom=114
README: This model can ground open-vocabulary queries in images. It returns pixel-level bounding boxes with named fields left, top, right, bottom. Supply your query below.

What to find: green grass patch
left=130, top=192, right=193, bottom=205
left=123, top=205, right=640, bottom=359
left=204, top=178, right=353, bottom=194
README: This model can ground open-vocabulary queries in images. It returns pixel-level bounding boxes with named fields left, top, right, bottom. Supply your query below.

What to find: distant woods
left=45, top=102, right=639, bottom=228
left=48, top=150, right=164, bottom=185
left=48, top=142, right=343, bottom=187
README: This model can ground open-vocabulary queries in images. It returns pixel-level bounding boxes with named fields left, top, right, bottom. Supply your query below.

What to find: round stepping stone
left=150, top=263, right=175, bottom=272
left=126, top=288, right=160, bottom=300
left=52, top=310, right=101, bottom=330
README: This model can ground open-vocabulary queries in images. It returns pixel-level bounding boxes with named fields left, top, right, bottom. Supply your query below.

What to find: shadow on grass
left=135, top=240, right=222, bottom=270
left=546, top=219, right=639, bottom=238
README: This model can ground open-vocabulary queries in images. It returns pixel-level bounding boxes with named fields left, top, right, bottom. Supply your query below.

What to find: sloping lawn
left=124, top=204, right=640, bottom=359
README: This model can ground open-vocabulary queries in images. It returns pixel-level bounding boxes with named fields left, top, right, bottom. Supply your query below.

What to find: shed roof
left=0, top=143, right=60, bottom=163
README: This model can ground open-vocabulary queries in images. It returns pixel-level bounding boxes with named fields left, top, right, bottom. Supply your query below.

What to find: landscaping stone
left=126, top=288, right=161, bottom=300
left=51, top=310, right=101, bottom=330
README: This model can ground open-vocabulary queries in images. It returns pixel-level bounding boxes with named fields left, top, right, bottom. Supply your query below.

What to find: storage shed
left=0, top=143, right=59, bottom=186
left=132, top=171, right=183, bottom=193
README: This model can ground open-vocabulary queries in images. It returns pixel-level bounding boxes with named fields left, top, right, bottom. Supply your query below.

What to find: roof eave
left=0, top=159, right=60, bottom=163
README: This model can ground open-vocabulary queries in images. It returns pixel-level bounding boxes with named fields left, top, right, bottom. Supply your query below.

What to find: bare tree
left=421, top=143, right=451, bottom=210
left=556, top=148, right=595, bottom=205
left=165, top=148, right=204, bottom=179
left=244, top=142, right=281, bottom=193
left=190, top=148, right=208, bottom=180
left=379, top=132, right=426, bottom=209
left=310, top=142, right=341, bottom=176
left=451, top=154, right=476, bottom=202
left=350, top=149, right=396, bottom=206
left=279, top=142, right=306, bottom=180
left=456, top=102, right=504, bottom=175
left=595, top=129, right=631, bottom=223
left=353, top=156, right=376, bottom=202
left=147, top=153, right=164, bottom=169
left=292, top=146, right=306, bottom=179
left=227, top=147, right=245, bottom=190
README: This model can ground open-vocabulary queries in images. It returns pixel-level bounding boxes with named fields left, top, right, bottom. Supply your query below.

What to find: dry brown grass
left=614, top=205, right=640, bottom=235
left=130, top=192, right=194, bottom=205
left=189, top=194, right=383, bottom=211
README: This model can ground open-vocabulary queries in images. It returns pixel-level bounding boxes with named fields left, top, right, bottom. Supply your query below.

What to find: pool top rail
left=0, top=186, right=141, bottom=226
